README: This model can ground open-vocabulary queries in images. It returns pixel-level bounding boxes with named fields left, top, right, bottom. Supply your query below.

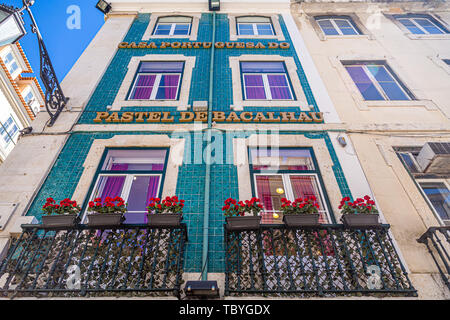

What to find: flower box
left=87, top=212, right=125, bottom=227
left=147, top=213, right=182, bottom=227
left=283, top=213, right=320, bottom=227
left=341, top=214, right=381, bottom=228
left=42, top=214, right=80, bottom=228
left=225, top=216, right=261, bottom=231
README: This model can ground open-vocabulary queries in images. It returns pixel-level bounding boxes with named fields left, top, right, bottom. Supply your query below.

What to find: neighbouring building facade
left=0, top=42, right=44, bottom=163
left=0, top=0, right=448, bottom=300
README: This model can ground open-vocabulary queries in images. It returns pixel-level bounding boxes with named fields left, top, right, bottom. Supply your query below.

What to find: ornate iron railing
left=0, top=223, right=187, bottom=299
left=224, top=224, right=417, bottom=297
left=417, top=226, right=450, bottom=290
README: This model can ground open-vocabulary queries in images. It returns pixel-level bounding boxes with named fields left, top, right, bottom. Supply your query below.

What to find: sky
left=8, top=0, right=105, bottom=84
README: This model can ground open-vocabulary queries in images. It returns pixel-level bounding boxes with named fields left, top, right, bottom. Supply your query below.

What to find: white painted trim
left=142, top=13, right=201, bottom=41
left=281, top=13, right=341, bottom=124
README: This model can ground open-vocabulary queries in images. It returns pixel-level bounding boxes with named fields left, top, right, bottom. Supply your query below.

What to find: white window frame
left=417, top=179, right=450, bottom=226
left=128, top=72, right=182, bottom=101
left=345, top=63, right=412, bottom=101
left=316, top=17, right=360, bottom=36
left=142, top=13, right=201, bottom=41
left=242, top=72, right=294, bottom=101
left=82, top=173, right=163, bottom=223
left=253, top=172, right=331, bottom=224
left=237, top=22, right=275, bottom=36
left=397, top=17, right=446, bottom=35
left=153, top=21, right=192, bottom=36
left=4, top=52, right=19, bottom=75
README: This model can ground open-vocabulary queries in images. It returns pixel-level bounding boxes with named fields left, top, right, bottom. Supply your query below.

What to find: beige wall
left=291, top=1, right=450, bottom=299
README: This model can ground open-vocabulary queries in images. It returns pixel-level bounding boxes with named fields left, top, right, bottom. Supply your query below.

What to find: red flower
left=89, top=201, right=95, bottom=208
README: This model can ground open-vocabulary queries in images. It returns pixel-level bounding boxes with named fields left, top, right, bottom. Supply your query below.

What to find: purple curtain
left=151, top=164, right=164, bottom=171
left=290, top=176, right=326, bottom=223
left=132, top=75, right=156, bottom=99
left=256, top=176, right=274, bottom=224
left=100, top=176, right=126, bottom=202
left=244, top=75, right=266, bottom=99
left=111, top=164, right=129, bottom=171
left=163, top=75, right=180, bottom=99
left=268, top=75, right=291, bottom=99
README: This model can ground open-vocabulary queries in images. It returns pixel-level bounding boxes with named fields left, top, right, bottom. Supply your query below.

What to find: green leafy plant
left=42, top=197, right=81, bottom=215
left=222, top=197, right=264, bottom=217
left=147, top=196, right=185, bottom=214
left=280, top=196, right=319, bottom=215
left=88, top=196, right=127, bottom=214
left=339, top=195, right=378, bottom=214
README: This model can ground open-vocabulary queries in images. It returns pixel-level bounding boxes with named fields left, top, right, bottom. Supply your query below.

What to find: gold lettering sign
left=93, top=111, right=324, bottom=124
left=118, top=41, right=290, bottom=50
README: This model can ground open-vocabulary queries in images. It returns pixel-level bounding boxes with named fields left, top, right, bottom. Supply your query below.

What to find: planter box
left=147, top=213, right=182, bottom=227
left=341, top=214, right=380, bottom=228
left=226, top=216, right=261, bottom=231
left=283, top=213, right=320, bottom=227
left=42, top=214, right=80, bottom=228
left=87, top=213, right=125, bottom=227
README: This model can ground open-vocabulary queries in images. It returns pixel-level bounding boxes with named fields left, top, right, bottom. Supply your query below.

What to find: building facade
left=0, top=0, right=448, bottom=299
left=0, top=42, right=44, bottom=163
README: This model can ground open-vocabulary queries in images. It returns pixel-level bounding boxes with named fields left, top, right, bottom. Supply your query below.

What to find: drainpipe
left=201, top=11, right=216, bottom=281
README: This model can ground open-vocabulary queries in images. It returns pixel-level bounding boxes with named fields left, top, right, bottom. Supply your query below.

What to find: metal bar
left=41, top=230, right=71, bottom=290
left=135, top=228, right=151, bottom=289
left=121, top=228, right=141, bottom=289
left=280, top=229, right=295, bottom=290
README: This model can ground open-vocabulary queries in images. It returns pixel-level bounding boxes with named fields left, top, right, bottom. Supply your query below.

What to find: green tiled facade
left=26, top=13, right=353, bottom=273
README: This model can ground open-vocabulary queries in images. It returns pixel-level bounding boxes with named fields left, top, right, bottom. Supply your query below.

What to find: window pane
left=238, top=24, right=255, bottom=35
left=154, top=24, right=171, bottom=35
left=125, top=175, right=160, bottom=224
left=367, top=66, right=409, bottom=100
left=139, top=61, right=184, bottom=73
left=131, top=75, right=156, bottom=100
left=398, top=19, right=425, bottom=34
left=415, top=18, right=444, bottom=34
left=289, top=175, right=328, bottom=223
left=317, top=19, right=339, bottom=35
left=158, top=16, right=191, bottom=23
left=102, top=149, right=167, bottom=171
left=345, top=66, right=384, bottom=100
left=241, top=61, right=285, bottom=73
left=251, top=148, right=315, bottom=171
left=335, top=19, right=358, bottom=35
left=237, top=16, right=271, bottom=23
left=256, top=24, right=274, bottom=35
left=155, top=74, right=180, bottom=99
left=244, top=74, right=266, bottom=99
left=267, top=74, right=292, bottom=100
left=92, top=176, right=126, bottom=202
left=256, top=175, right=284, bottom=224
left=173, top=24, right=190, bottom=35
left=399, top=153, right=419, bottom=173
left=420, top=182, right=450, bottom=222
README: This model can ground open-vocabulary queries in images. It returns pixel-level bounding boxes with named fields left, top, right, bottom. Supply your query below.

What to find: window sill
left=320, top=34, right=374, bottom=41
left=406, top=33, right=450, bottom=40
left=357, top=99, right=438, bottom=111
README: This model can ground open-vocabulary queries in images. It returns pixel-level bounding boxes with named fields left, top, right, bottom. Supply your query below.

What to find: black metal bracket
left=13, top=1, right=69, bottom=127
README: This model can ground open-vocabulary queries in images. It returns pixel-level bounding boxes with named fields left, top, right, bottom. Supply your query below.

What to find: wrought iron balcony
left=0, top=223, right=187, bottom=298
left=417, top=226, right=450, bottom=291
left=224, top=224, right=417, bottom=297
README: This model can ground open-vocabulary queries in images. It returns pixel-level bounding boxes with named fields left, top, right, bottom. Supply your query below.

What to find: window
left=153, top=16, right=192, bottom=36
left=241, top=62, right=294, bottom=100
left=396, top=146, right=450, bottom=226
left=128, top=61, right=184, bottom=100
left=24, top=91, right=35, bottom=105
left=315, top=16, right=361, bottom=36
left=4, top=52, right=19, bottom=75
left=395, top=14, right=448, bottom=35
left=236, top=16, right=274, bottom=36
left=343, top=62, right=412, bottom=101
left=419, top=182, right=450, bottom=225
left=0, top=116, right=19, bottom=145
left=250, top=148, right=331, bottom=224
left=85, top=149, right=168, bottom=224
